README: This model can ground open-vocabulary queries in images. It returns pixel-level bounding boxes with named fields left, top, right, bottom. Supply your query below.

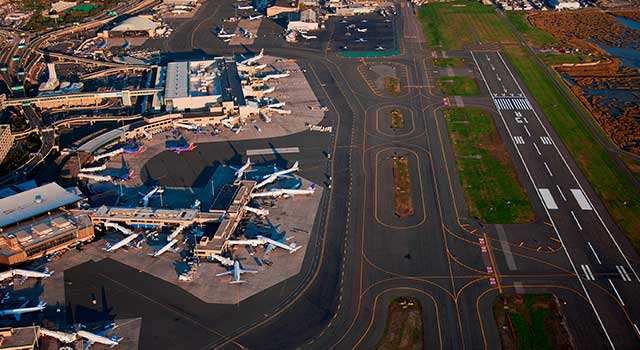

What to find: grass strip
left=393, top=156, right=414, bottom=217
left=376, top=297, right=424, bottom=350
left=437, top=76, right=480, bottom=96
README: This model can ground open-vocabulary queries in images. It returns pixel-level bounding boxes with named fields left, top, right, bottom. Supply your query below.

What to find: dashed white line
left=633, top=324, right=640, bottom=337
left=588, top=242, right=602, bottom=264
left=571, top=211, right=583, bottom=231
left=533, top=142, right=541, bottom=156
left=523, top=124, right=531, bottom=137
left=608, top=279, right=625, bottom=306
left=556, top=185, right=567, bottom=201
left=544, top=162, right=553, bottom=177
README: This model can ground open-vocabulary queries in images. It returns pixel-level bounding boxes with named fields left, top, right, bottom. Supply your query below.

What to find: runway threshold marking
left=616, top=265, right=631, bottom=282
left=570, top=189, right=593, bottom=211
left=246, top=147, right=300, bottom=156
left=538, top=188, right=558, bottom=210
left=581, top=264, right=595, bottom=280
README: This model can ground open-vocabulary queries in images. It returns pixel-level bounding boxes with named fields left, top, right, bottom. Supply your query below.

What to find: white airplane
left=77, top=329, right=122, bottom=349
left=39, top=328, right=78, bottom=343
left=355, top=27, right=367, bottom=32
left=235, top=4, right=253, bottom=9
left=251, top=183, right=315, bottom=198
left=216, top=260, right=257, bottom=284
left=248, top=14, right=263, bottom=20
left=0, top=269, right=51, bottom=282
left=265, top=101, right=285, bottom=108
left=300, top=33, right=318, bottom=40
left=257, top=235, right=302, bottom=254
left=256, top=161, right=299, bottom=189
left=105, top=234, right=140, bottom=253
left=231, top=158, right=252, bottom=180
left=210, top=254, right=233, bottom=266
left=0, top=300, right=46, bottom=321
left=79, top=164, right=107, bottom=173
left=217, top=29, right=236, bottom=39
left=173, top=121, right=198, bottom=130
left=231, top=125, right=244, bottom=134
left=78, top=173, right=112, bottom=182
left=355, top=38, right=367, bottom=43
left=245, top=206, right=269, bottom=216
left=237, top=63, right=267, bottom=72
left=139, top=186, right=163, bottom=207
left=241, top=48, right=264, bottom=65
left=375, top=45, right=385, bottom=51
left=150, top=239, right=178, bottom=257
left=261, top=72, right=290, bottom=81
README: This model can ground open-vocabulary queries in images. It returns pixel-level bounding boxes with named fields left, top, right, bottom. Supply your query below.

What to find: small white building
left=50, top=1, right=77, bottom=13
left=287, top=9, right=319, bottom=31
left=556, top=0, right=581, bottom=9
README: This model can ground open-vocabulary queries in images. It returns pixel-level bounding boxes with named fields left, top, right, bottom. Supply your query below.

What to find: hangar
left=103, top=16, right=159, bottom=38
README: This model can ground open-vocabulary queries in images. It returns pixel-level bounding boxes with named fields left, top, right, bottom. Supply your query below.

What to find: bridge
left=1, top=88, right=163, bottom=109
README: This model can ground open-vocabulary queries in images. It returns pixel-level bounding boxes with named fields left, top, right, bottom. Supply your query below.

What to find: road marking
left=616, top=265, right=631, bottom=282
left=571, top=211, right=583, bottom=230
left=588, top=242, right=602, bottom=264
left=538, top=188, right=558, bottom=210
left=570, top=189, right=593, bottom=211
left=494, top=97, right=532, bottom=110
left=523, top=124, right=531, bottom=137
left=540, top=136, right=553, bottom=145
left=581, top=264, right=595, bottom=280
left=543, top=162, right=553, bottom=177
left=496, top=224, right=517, bottom=271
left=533, top=142, right=541, bottom=155
left=633, top=324, right=640, bottom=337
left=608, top=279, right=625, bottom=306
left=514, top=281, right=525, bottom=294
left=513, top=136, right=525, bottom=144
left=246, top=147, right=300, bottom=156
left=556, top=185, right=567, bottom=201
left=473, top=52, right=616, bottom=347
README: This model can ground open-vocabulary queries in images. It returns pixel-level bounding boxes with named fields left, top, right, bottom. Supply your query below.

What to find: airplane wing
left=216, top=271, right=232, bottom=277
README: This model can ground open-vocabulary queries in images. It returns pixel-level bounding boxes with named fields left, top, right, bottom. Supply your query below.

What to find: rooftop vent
left=34, top=195, right=42, bottom=204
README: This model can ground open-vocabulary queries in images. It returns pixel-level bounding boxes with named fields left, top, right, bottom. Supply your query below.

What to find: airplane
left=210, top=254, right=233, bottom=266
left=375, top=45, right=385, bottom=51
left=355, top=38, right=367, bottom=43
left=260, top=235, right=302, bottom=254
left=251, top=183, right=316, bottom=198
left=231, top=125, right=244, bottom=134
left=234, top=4, right=253, bottom=9
left=247, top=14, right=263, bottom=21
left=123, top=144, right=144, bottom=154
left=241, top=48, right=264, bottom=65
left=0, top=300, right=46, bottom=321
left=149, top=239, right=178, bottom=257
left=340, top=45, right=349, bottom=50
left=105, top=234, right=140, bottom=253
left=231, top=158, right=252, bottom=180
left=116, top=170, right=135, bottom=181
left=361, top=19, right=368, bottom=23
left=77, top=325, right=122, bottom=349
left=300, top=33, right=318, bottom=40
left=355, top=27, right=367, bottom=32
left=256, top=161, right=300, bottom=189
left=167, top=143, right=196, bottom=154
left=261, top=71, right=290, bottom=81
left=173, top=121, right=198, bottom=130
left=0, top=269, right=51, bottom=282
left=217, top=29, right=236, bottom=39
left=139, top=186, right=163, bottom=207
left=216, top=260, right=257, bottom=284
left=78, top=173, right=113, bottom=183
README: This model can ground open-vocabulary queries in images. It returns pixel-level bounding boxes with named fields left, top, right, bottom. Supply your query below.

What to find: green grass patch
left=433, top=57, right=465, bottom=67
left=493, top=294, right=575, bottom=350
left=393, top=156, right=414, bottom=217
left=506, top=12, right=558, bottom=47
left=390, top=109, right=405, bottom=129
left=376, top=297, right=424, bottom=350
left=503, top=44, right=640, bottom=251
left=539, top=53, right=600, bottom=65
left=445, top=108, right=533, bottom=223
left=417, top=1, right=517, bottom=50
left=384, top=77, right=402, bottom=96
left=437, top=77, right=480, bottom=96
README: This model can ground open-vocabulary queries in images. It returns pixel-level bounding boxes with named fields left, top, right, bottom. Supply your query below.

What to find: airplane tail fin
left=230, top=280, right=245, bottom=284
left=308, top=183, right=316, bottom=191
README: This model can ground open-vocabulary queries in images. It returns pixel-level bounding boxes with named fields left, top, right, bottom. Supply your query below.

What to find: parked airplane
left=123, top=144, right=145, bottom=155
left=248, top=14, right=263, bottom=20
left=167, top=143, right=196, bottom=154
left=256, top=161, right=300, bottom=189
left=105, top=234, right=140, bottom=252
left=231, top=125, right=244, bottom=134
left=355, top=38, right=367, bottom=43
left=210, top=254, right=233, bottom=266
left=231, top=158, right=252, bottom=180
left=78, top=173, right=113, bottom=182
left=77, top=329, right=122, bottom=349
left=173, top=121, right=198, bottom=130
left=150, top=239, right=178, bottom=257
left=375, top=45, right=385, bottom=51
left=241, top=48, right=264, bottom=65
left=300, top=33, right=318, bottom=40
left=0, top=269, right=51, bottom=282
left=259, top=235, right=302, bottom=254
left=216, top=260, right=257, bottom=284
left=139, top=186, right=163, bottom=207
left=234, top=4, right=253, bottom=9
left=251, top=183, right=316, bottom=198
left=217, top=29, right=236, bottom=39
left=0, top=300, right=46, bottom=321
left=355, top=27, right=367, bottom=32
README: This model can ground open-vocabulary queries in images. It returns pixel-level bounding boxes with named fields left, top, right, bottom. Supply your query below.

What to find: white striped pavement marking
left=523, top=125, right=531, bottom=137
left=533, top=142, right=541, bottom=155
left=608, top=279, right=625, bottom=305
left=570, top=189, right=593, bottom=211
left=544, top=162, right=553, bottom=177
left=617, top=265, right=631, bottom=282
left=538, top=188, right=558, bottom=209
left=588, top=242, right=602, bottom=264
left=540, top=136, right=553, bottom=145
left=513, top=136, right=525, bottom=144
left=581, top=264, right=595, bottom=280
left=556, top=185, right=567, bottom=201
left=571, top=211, right=583, bottom=230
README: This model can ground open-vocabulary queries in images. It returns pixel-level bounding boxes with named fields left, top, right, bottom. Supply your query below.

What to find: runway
left=59, top=0, right=640, bottom=349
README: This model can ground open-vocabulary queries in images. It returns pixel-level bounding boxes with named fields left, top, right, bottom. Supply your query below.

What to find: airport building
left=287, top=9, right=319, bottom=31
left=195, top=180, right=256, bottom=257
left=0, top=183, right=94, bottom=266
left=267, top=0, right=300, bottom=17
left=0, top=326, right=39, bottom=350
left=164, top=58, right=247, bottom=112
left=0, top=124, right=14, bottom=164
left=100, top=16, right=160, bottom=38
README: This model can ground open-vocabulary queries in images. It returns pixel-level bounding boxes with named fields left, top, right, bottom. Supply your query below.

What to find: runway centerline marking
left=570, top=211, right=583, bottom=230
left=533, top=142, right=541, bottom=155
left=588, top=242, right=602, bottom=264
left=556, top=185, right=567, bottom=201
left=543, top=162, right=553, bottom=177
left=608, top=279, right=625, bottom=306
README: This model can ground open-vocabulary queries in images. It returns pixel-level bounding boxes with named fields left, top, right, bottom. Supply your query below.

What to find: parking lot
left=328, top=14, right=397, bottom=53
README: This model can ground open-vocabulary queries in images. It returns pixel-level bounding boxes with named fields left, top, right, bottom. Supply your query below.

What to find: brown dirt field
left=376, top=297, right=424, bottom=350
left=393, top=156, right=414, bottom=217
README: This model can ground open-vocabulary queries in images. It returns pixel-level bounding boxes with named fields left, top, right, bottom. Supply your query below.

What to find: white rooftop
left=0, top=183, right=83, bottom=228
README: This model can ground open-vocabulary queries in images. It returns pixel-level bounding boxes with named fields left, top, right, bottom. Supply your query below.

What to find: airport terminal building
left=0, top=183, right=94, bottom=266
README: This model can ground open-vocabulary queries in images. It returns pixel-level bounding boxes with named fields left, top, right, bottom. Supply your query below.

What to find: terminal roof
left=0, top=183, right=82, bottom=228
